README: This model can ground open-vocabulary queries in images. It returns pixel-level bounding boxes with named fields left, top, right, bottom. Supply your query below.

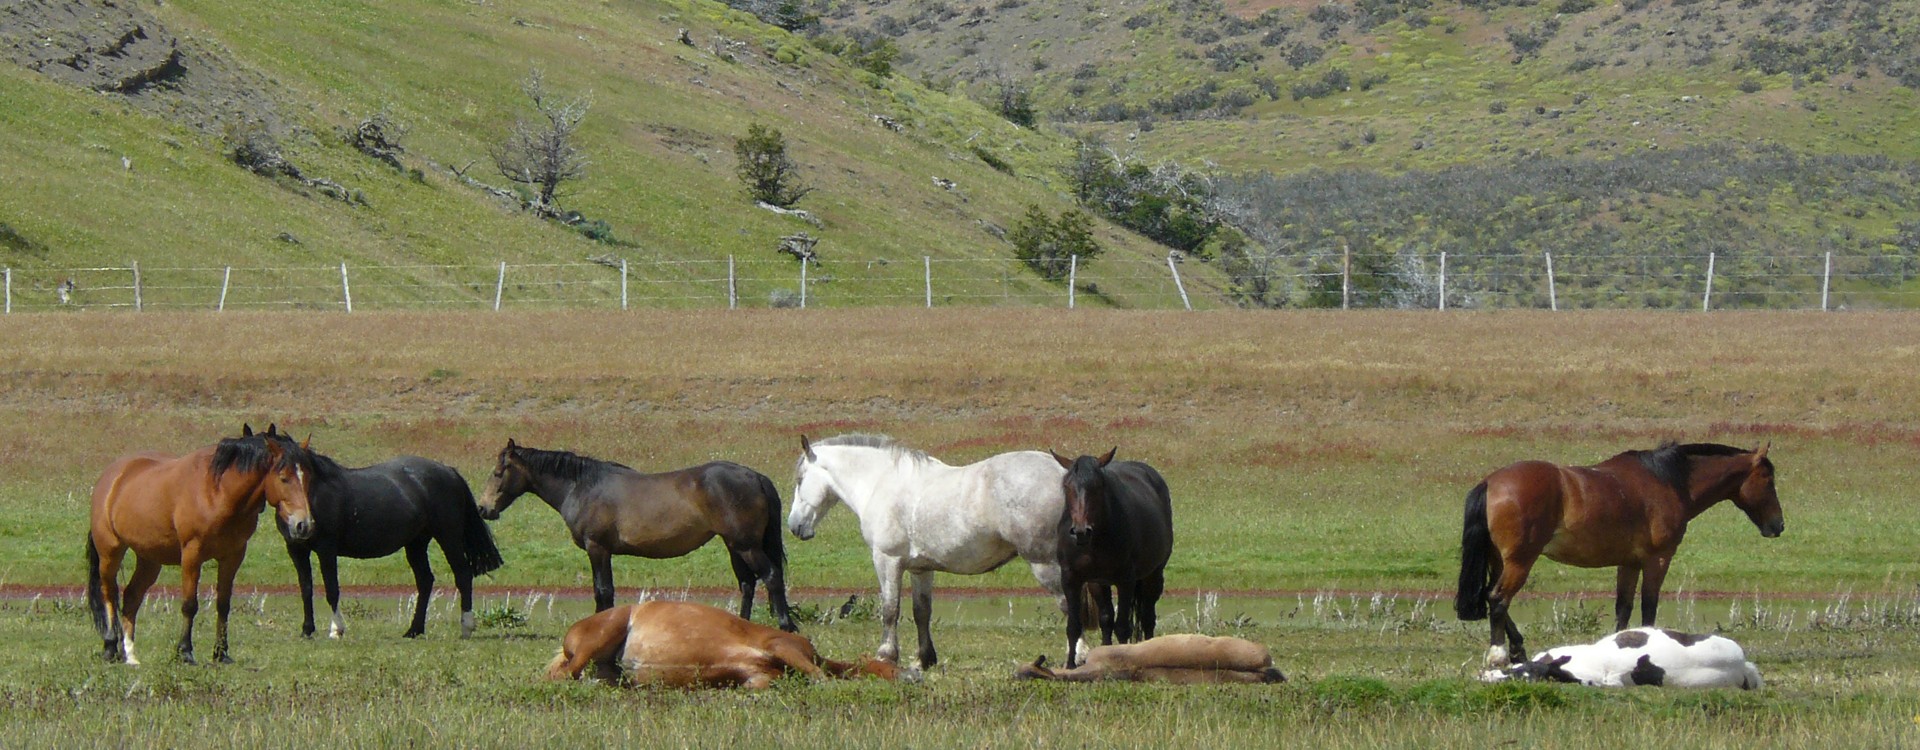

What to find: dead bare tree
left=492, top=69, right=591, bottom=217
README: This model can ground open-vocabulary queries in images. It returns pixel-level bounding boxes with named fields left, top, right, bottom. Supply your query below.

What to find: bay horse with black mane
left=87, top=424, right=316, bottom=665
left=476, top=439, right=795, bottom=631
left=1051, top=448, right=1174, bottom=668
left=1456, top=442, right=1782, bottom=667
left=270, top=436, right=503, bottom=640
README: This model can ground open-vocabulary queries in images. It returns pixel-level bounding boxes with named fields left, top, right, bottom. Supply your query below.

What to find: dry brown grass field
left=3, top=309, right=1919, bottom=747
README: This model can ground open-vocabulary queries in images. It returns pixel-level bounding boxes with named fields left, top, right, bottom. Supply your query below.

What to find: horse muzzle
left=790, top=520, right=816, bottom=541
left=285, top=516, right=315, bottom=541
left=1068, top=526, right=1092, bottom=546
left=476, top=506, right=499, bottom=521
left=1760, top=519, right=1784, bottom=538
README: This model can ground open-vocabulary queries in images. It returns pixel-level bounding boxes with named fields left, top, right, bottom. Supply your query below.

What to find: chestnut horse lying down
left=1015, top=634, right=1286, bottom=684
left=545, top=600, right=900, bottom=688
left=1480, top=627, right=1762, bottom=689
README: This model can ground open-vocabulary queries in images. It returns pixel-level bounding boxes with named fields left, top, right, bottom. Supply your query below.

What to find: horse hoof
left=215, top=653, right=234, bottom=665
left=178, top=653, right=196, bottom=666
left=1485, top=645, right=1511, bottom=668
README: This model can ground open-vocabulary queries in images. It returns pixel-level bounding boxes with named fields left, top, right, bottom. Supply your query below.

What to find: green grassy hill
left=0, top=0, right=1223, bottom=310
left=828, top=0, right=1920, bottom=307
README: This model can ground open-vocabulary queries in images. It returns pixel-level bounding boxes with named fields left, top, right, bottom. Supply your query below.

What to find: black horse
left=475, top=439, right=797, bottom=632
left=1050, top=448, right=1174, bottom=668
left=272, top=441, right=503, bottom=639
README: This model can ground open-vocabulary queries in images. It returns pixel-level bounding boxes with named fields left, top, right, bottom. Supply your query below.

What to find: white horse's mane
left=808, top=433, right=935, bottom=467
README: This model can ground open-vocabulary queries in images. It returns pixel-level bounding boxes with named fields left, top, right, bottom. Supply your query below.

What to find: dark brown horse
left=1455, top=442, right=1782, bottom=667
left=87, top=424, right=316, bottom=664
left=476, top=439, right=796, bottom=631
left=1051, top=448, right=1174, bottom=669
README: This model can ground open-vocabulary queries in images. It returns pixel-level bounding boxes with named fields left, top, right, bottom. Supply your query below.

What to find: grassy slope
left=0, top=0, right=1223, bottom=308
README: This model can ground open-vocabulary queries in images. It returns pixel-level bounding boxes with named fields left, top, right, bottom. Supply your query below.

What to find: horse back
left=90, top=449, right=212, bottom=558
left=306, top=457, right=459, bottom=555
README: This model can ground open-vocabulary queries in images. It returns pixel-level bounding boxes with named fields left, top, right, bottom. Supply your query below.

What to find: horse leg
left=117, top=557, right=163, bottom=667
left=1639, top=556, right=1673, bottom=627
left=909, top=570, right=938, bottom=670
left=176, top=548, right=204, bottom=665
left=1063, top=573, right=1087, bottom=668
left=1136, top=571, right=1164, bottom=642
left=1486, top=555, right=1534, bottom=667
left=588, top=546, right=617, bottom=612
left=403, top=540, right=434, bottom=638
left=870, top=553, right=903, bottom=664
left=1614, top=563, right=1643, bottom=632
left=434, top=533, right=477, bottom=639
left=320, top=551, right=347, bottom=639
left=94, top=544, right=128, bottom=662
left=211, top=552, right=243, bottom=664
left=726, top=549, right=760, bottom=624
left=1090, top=584, right=1116, bottom=646
left=289, top=544, right=318, bottom=638
left=1115, top=585, right=1138, bottom=644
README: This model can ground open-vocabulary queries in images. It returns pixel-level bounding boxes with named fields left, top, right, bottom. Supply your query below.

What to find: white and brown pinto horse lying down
left=1481, top=627, right=1762, bottom=689
left=1015, top=634, right=1286, bottom=684
left=546, top=600, right=902, bottom=689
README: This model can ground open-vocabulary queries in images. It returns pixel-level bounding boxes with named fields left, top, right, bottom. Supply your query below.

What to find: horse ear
left=1552, top=655, right=1572, bottom=666
left=242, top=423, right=254, bottom=437
left=1049, top=450, right=1072, bottom=470
left=1097, top=447, right=1117, bottom=467
left=1753, top=442, right=1770, bottom=463
left=302, top=433, right=313, bottom=451
left=800, top=434, right=816, bottom=462
left=505, top=437, right=517, bottom=452
left=267, top=423, right=279, bottom=436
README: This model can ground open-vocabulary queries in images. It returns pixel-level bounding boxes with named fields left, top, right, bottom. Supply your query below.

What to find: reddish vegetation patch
left=1222, top=0, right=1321, bottom=20
left=1104, top=416, right=1156, bottom=431
left=1234, top=440, right=1378, bottom=468
left=934, top=432, right=1046, bottom=455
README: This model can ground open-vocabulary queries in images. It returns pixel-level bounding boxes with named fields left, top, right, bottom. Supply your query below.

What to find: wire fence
left=2, top=251, right=1915, bottom=313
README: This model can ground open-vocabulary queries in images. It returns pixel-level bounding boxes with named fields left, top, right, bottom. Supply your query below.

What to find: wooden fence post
left=924, top=256, right=932, bottom=308
left=3, top=267, right=10, bottom=314
left=219, top=266, right=231, bottom=311
left=621, top=258, right=629, bottom=310
left=1821, top=251, right=1832, bottom=311
left=1068, top=255, right=1078, bottom=309
left=1438, top=251, right=1447, bottom=311
left=1545, top=252, right=1557, bottom=311
left=1702, top=252, right=1715, bottom=311
left=493, top=261, right=506, bottom=311
left=800, top=261, right=808, bottom=309
left=1341, top=244, right=1351, bottom=310
left=132, top=261, right=142, bottom=311
left=728, top=255, right=737, bottom=310
left=1168, top=255, right=1191, bottom=310
left=340, top=262, right=353, bottom=313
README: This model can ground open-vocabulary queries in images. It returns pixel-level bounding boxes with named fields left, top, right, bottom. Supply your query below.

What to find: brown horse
left=87, top=425, right=316, bottom=665
left=1455, top=442, right=1782, bottom=667
left=1014, top=633, right=1286, bottom=684
left=544, top=600, right=899, bottom=688
left=476, top=439, right=795, bottom=631
left=1050, top=448, right=1173, bottom=668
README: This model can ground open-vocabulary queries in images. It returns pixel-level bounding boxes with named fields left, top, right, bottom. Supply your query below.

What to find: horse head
left=262, top=433, right=316, bottom=541
left=788, top=434, right=838, bottom=540
left=1732, top=443, right=1784, bottom=538
left=476, top=438, right=532, bottom=520
left=1051, top=447, right=1116, bottom=547
left=1489, top=653, right=1579, bottom=684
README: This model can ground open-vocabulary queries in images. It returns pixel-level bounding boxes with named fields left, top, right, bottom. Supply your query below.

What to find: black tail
left=85, top=534, right=111, bottom=639
left=1455, top=481, right=1493, bottom=621
left=452, top=475, right=504, bottom=576
left=756, top=473, right=788, bottom=571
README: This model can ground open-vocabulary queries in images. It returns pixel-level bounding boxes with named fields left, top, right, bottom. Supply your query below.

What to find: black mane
left=1629, top=442, right=1764, bottom=501
left=514, top=446, right=632, bottom=483
left=210, top=432, right=308, bottom=476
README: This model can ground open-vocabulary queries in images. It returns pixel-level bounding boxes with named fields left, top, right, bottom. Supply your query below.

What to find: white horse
left=1481, top=627, right=1762, bottom=689
left=788, top=434, right=1070, bottom=669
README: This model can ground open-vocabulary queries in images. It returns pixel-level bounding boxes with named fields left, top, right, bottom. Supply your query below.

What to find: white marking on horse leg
left=1076, top=637, right=1094, bottom=657
left=1486, top=644, right=1510, bottom=668
left=461, top=611, right=475, bottom=639
left=329, top=609, right=345, bottom=639
left=123, top=633, right=139, bottom=666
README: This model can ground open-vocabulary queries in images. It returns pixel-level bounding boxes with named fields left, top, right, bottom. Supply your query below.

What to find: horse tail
left=452, top=473, right=504, bottom=577
left=1455, top=481, right=1494, bottom=621
left=85, top=533, right=111, bottom=640
left=756, top=473, right=787, bottom=570
left=543, top=648, right=574, bottom=681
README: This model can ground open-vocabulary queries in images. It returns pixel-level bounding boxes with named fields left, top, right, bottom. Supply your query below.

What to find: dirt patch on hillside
left=0, top=0, right=285, bottom=136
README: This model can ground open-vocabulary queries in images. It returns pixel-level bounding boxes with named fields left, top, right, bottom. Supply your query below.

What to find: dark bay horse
left=273, top=442, right=503, bottom=639
left=476, top=439, right=796, bottom=631
left=87, top=424, right=316, bottom=664
left=1455, top=442, right=1782, bottom=667
left=1051, top=448, right=1174, bottom=668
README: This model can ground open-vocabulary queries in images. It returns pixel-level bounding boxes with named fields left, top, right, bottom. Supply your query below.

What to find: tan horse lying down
left=545, top=600, right=901, bottom=688
left=1015, top=634, right=1286, bottom=684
